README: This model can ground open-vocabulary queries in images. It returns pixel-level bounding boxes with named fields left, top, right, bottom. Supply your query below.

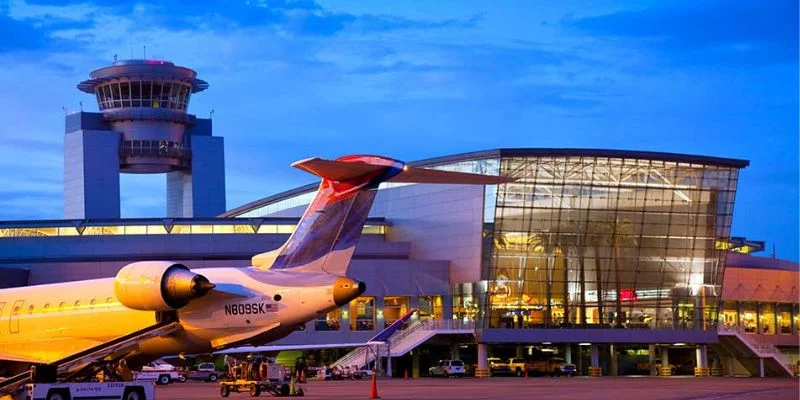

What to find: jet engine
left=114, top=261, right=215, bottom=311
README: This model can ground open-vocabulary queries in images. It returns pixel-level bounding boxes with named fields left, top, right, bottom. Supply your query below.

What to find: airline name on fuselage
left=224, top=302, right=277, bottom=316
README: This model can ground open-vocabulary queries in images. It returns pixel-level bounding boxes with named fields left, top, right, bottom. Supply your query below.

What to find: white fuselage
left=0, top=267, right=342, bottom=364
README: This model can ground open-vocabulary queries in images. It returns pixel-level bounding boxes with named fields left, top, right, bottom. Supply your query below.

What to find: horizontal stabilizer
left=389, top=166, right=514, bottom=185
left=293, top=157, right=514, bottom=185
left=292, top=157, right=386, bottom=181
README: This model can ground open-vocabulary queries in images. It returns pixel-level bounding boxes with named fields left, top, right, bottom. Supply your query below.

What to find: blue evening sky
left=0, top=0, right=797, bottom=260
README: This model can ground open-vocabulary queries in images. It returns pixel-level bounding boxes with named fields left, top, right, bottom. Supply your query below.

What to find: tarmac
left=157, top=376, right=800, bottom=400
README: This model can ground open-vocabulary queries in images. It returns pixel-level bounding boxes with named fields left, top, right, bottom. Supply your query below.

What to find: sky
left=0, top=0, right=797, bottom=261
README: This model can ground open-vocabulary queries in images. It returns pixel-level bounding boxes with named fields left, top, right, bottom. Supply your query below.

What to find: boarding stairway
left=718, top=326, right=794, bottom=377
left=0, top=321, right=180, bottom=395
left=331, top=319, right=475, bottom=370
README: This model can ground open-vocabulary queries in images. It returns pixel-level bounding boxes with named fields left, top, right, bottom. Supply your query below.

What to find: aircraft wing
left=0, top=352, right=41, bottom=364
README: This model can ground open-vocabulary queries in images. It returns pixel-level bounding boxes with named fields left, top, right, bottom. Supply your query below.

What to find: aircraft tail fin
left=253, top=155, right=512, bottom=273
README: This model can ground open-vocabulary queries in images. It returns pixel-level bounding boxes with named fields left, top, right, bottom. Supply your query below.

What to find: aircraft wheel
left=221, top=385, right=231, bottom=398
left=249, top=383, right=261, bottom=397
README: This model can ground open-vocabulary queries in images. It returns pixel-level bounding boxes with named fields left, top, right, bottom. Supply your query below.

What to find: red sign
left=620, top=289, right=638, bottom=302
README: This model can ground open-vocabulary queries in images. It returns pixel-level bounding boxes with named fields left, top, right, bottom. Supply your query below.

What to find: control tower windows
left=120, top=82, right=131, bottom=107
left=152, top=82, right=163, bottom=107
left=110, top=83, right=122, bottom=108
left=141, top=81, right=152, bottom=106
left=131, top=81, right=142, bottom=107
left=93, top=81, right=191, bottom=111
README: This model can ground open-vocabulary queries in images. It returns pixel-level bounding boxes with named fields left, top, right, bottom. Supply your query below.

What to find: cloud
left=567, top=0, right=798, bottom=65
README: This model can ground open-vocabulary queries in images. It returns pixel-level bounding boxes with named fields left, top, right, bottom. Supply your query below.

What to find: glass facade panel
left=418, top=295, right=443, bottom=320
left=778, top=304, right=792, bottom=334
left=760, top=303, right=776, bottom=335
left=350, top=296, right=375, bottom=331
left=383, top=296, right=409, bottom=328
left=482, top=155, right=740, bottom=331
left=741, top=302, right=757, bottom=333
left=315, top=308, right=341, bottom=331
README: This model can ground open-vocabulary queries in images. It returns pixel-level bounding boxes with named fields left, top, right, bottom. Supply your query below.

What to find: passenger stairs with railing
left=718, top=326, right=794, bottom=377
left=331, top=319, right=474, bottom=370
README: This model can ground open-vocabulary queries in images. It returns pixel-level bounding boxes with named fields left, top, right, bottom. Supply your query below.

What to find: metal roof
left=222, top=148, right=750, bottom=217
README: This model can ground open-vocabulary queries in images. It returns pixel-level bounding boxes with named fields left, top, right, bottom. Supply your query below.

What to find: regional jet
left=0, top=155, right=510, bottom=390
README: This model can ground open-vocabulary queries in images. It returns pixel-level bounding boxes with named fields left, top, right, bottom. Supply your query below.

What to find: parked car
left=182, top=362, right=221, bottom=382
left=487, top=358, right=511, bottom=376
left=556, top=362, right=577, bottom=377
left=429, top=360, right=465, bottom=378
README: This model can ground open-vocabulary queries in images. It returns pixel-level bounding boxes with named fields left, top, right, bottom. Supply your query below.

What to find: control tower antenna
left=113, top=54, right=117, bottom=62
left=67, top=59, right=224, bottom=219
left=143, top=45, right=146, bottom=59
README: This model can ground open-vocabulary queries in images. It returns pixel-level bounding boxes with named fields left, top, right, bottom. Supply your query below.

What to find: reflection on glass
left=315, top=308, right=341, bottom=331
left=383, top=296, right=409, bottom=328
left=350, top=296, right=375, bottom=331
left=482, top=156, right=740, bottom=331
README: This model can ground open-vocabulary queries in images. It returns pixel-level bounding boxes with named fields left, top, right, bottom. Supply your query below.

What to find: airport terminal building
left=0, top=60, right=796, bottom=378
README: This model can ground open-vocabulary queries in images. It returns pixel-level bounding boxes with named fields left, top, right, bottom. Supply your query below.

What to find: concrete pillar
left=609, top=344, right=618, bottom=376
left=759, top=358, right=765, bottom=378
left=412, top=350, right=420, bottom=378
left=727, top=356, right=734, bottom=377
left=477, top=343, right=488, bottom=371
left=774, top=302, right=779, bottom=336
left=649, top=344, right=657, bottom=376
left=695, top=344, right=708, bottom=369
left=590, top=344, right=600, bottom=368
left=737, top=301, right=743, bottom=331
left=565, top=344, right=572, bottom=364
left=661, top=347, right=669, bottom=367
left=451, top=343, right=460, bottom=360
left=756, top=302, right=762, bottom=334
left=515, top=345, right=524, bottom=359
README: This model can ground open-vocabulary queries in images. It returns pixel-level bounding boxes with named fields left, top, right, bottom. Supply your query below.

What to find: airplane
left=0, top=155, right=511, bottom=384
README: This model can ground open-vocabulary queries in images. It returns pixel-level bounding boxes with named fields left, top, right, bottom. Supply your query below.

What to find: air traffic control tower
left=66, top=59, right=225, bottom=218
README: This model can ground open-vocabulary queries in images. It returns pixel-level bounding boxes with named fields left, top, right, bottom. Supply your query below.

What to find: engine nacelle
left=114, top=261, right=215, bottom=311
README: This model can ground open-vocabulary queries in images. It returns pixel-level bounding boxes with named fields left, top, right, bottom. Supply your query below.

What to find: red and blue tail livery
left=252, top=155, right=513, bottom=274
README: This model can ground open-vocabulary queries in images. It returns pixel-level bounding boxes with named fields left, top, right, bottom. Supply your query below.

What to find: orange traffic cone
left=404, top=370, right=408, bottom=380
left=369, top=373, right=380, bottom=399
left=300, top=370, right=306, bottom=383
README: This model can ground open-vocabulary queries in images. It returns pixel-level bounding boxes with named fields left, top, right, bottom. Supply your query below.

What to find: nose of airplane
left=333, top=276, right=366, bottom=306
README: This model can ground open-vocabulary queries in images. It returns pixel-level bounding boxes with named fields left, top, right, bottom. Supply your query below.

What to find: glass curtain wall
left=484, top=155, right=740, bottom=331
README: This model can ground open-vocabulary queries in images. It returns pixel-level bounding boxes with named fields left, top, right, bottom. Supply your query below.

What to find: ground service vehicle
left=132, top=370, right=181, bottom=385
left=507, top=358, right=535, bottom=376
left=487, top=358, right=511, bottom=376
left=183, top=363, right=221, bottom=382
left=429, top=360, right=465, bottom=378
left=27, top=382, right=154, bottom=400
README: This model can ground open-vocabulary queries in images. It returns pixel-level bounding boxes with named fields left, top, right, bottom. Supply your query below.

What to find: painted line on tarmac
left=676, top=387, right=788, bottom=400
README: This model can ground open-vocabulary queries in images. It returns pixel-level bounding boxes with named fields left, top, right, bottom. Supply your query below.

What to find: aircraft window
left=12, top=306, right=20, bottom=314
left=43, top=303, right=50, bottom=312
left=27, top=305, right=34, bottom=315
left=106, top=297, right=114, bottom=305
left=273, top=294, right=282, bottom=302
left=74, top=300, right=81, bottom=310
left=58, top=302, right=65, bottom=312
left=89, top=299, right=96, bottom=309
